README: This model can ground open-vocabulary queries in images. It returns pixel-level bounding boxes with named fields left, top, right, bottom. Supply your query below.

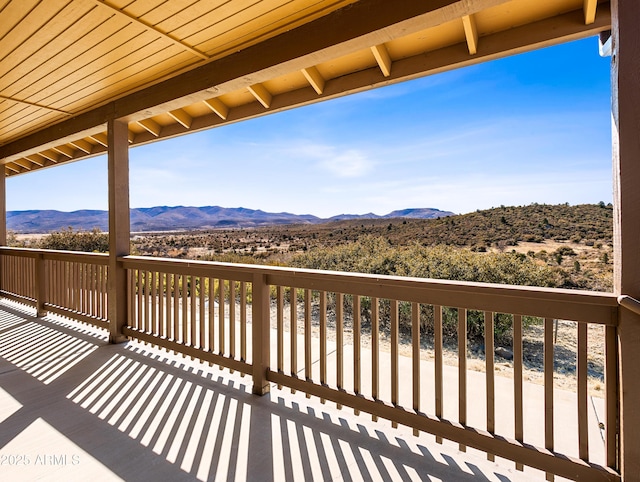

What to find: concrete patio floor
left=0, top=299, right=594, bottom=481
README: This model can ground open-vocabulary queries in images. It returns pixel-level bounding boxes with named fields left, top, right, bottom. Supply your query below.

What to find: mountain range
left=8, top=206, right=454, bottom=233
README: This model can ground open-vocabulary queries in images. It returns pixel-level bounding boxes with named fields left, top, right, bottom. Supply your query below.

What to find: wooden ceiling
left=0, top=0, right=610, bottom=177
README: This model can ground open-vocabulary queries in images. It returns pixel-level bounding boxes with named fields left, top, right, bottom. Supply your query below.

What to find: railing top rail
left=120, top=255, right=618, bottom=325
left=0, top=246, right=109, bottom=264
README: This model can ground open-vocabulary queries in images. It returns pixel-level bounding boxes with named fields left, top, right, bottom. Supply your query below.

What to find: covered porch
left=1, top=0, right=640, bottom=480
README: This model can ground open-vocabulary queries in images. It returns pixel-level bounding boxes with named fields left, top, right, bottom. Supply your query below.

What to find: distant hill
left=7, top=205, right=454, bottom=233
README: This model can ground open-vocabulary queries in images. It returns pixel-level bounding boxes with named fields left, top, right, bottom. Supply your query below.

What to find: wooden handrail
left=120, top=254, right=618, bottom=325
left=618, top=294, right=640, bottom=316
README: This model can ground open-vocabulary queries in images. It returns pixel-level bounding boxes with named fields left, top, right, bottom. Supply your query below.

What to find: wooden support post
left=107, top=118, right=130, bottom=344
left=252, top=272, right=270, bottom=395
left=0, top=171, right=5, bottom=246
left=0, top=171, right=5, bottom=298
left=35, top=253, right=47, bottom=317
left=612, top=0, right=640, bottom=476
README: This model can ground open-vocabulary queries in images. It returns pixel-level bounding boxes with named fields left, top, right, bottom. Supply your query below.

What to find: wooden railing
left=0, top=248, right=622, bottom=480
left=0, top=247, right=109, bottom=328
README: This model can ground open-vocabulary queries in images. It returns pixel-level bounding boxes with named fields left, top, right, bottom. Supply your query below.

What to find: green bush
left=38, top=227, right=109, bottom=253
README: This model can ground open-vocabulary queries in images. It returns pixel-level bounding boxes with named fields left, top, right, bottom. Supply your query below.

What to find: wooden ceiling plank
left=161, top=0, right=260, bottom=40
left=90, top=0, right=209, bottom=60
left=0, top=0, right=40, bottom=40
left=37, top=45, right=192, bottom=116
left=52, top=144, right=76, bottom=158
left=90, top=132, right=109, bottom=147
left=134, top=0, right=203, bottom=26
left=462, top=14, right=479, bottom=55
left=301, top=66, right=325, bottom=94
left=137, top=118, right=161, bottom=137
left=584, top=0, right=597, bottom=24
left=371, top=44, right=392, bottom=77
left=191, top=0, right=358, bottom=58
left=69, top=138, right=94, bottom=154
left=168, top=108, right=192, bottom=129
left=0, top=2, right=97, bottom=85
left=5, top=26, right=167, bottom=107
left=247, top=83, right=272, bottom=108
left=151, top=0, right=227, bottom=34
left=0, top=1, right=70, bottom=61
left=203, top=97, right=229, bottom=120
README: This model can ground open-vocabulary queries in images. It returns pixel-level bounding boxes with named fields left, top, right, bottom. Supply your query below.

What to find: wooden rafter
left=462, top=14, right=479, bottom=55
left=302, top=67, right=325, bottom=94
left=203, top=98, right=229, bottom=120
left=52, top=144, right=75, bottom=158
left=248, top=83, right=272, bottom=108
left=168, top=109, right=192, bottom=129
left=25, top=154, right=46, bottom=167
left=70, top=138, right=94, bottom=154
left=584, top=0, right=597, bottom=24
left=90, top=133, right=108, bottom=147
left=371, top=44, right=392, bottom=76
left=137, top=118, right=161, bottom=137
left=13, top=159, right=34, bottom=170
left=90, top=0, right=210, bottom=60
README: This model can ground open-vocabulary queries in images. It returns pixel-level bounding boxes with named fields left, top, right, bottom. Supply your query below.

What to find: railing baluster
left=277, top=286, right=284, bottom=384
left=290, top=287, right=298, bottom=385
left=199, top=276, right=205, bottom=350
left=391, top=299, right=399, bottom=425
left=151, top=271, right=158, bottom=335
left=459, top=308, right=467, bottom=451
left=190, top=276, right=196, bottom=351
left=240, top=281, right=247, bottom=362
left=219, top=279, right=225, bottom=354
left=577, top=321, right=589, bottom=461
left=412, top=301, right=420, bottom=436
left=354, top=295, right=361, bottom=409
left=229, top=280, right=236, bottom=359
left=485, top=311, right=495, bottom=460
left=513, top=314, right=524, bottom=471
left=435, top=304, right=443, bottom=442
left=304, top=288, right=311, bottom=385
left=371, top=297, right=379, bottom=421
left=544, top=317, right=555, bottom=481
left=605, top=324, right=618, bottom=470
left=181, top=275, right=187, bottom=348
left=336, top=292, right=343, bottom=407
left=319, top=290, right=327, bottom=402
left=136, top=270, right=143, bottom=331
left=208, top=277, right=215, bottom=353
left=173, top=274, right=179, bottom=344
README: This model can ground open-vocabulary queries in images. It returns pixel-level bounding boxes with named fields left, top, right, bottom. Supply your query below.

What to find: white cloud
left=316, top=149, right=373, bottom=178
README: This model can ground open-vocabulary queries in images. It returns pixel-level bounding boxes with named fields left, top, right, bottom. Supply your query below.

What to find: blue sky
left=8, top=37, right=612, bottom=217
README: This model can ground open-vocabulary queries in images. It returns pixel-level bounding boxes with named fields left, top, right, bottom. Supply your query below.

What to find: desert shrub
left=292, top=236, right=559, bottom=343
left=38, top=227, right=109, bottom=253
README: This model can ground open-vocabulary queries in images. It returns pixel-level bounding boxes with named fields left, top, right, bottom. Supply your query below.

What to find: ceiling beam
left=248, top=83, right=273, bottom=108
left=1, top=0, right=515, bottom=164
left=371, top=44, right=392, bottom=77
left=462, top=14, right=479, bottom=54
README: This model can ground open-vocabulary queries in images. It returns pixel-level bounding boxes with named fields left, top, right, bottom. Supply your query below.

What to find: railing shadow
left=0, top=301, right=531, bottom=481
